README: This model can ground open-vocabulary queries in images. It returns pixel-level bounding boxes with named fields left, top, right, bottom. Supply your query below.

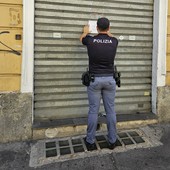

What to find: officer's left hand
left=83, top=25, right=90, bottom=34
left=80, top=25, right=91, bottom=42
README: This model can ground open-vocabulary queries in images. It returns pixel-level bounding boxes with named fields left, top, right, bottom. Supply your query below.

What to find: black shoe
left=84, top=138, right=96, bottom=151
left=108, top=140, right=118, bottom=150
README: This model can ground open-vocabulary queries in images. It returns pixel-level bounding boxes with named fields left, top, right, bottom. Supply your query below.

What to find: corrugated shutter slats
left=34, top=0, right=153, bottom=120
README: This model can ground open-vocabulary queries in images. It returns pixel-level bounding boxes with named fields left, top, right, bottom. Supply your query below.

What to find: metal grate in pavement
left=29, top=128, right=163, bottom=167
left=44, top=130, right=144, bottom=158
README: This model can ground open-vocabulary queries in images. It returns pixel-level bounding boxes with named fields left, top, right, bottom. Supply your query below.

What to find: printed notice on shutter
left=88, top=20, right=98, bottom=34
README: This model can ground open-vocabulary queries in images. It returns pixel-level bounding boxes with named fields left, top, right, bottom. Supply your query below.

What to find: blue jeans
left=86, top=76, right=117, bottom=144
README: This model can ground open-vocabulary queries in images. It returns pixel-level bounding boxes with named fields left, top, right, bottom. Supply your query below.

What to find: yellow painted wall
left=0, top=0, right=22, bottom=5
left=0, top=1, right=22, bottom=92
left=167, top=1, right=170, bottom=85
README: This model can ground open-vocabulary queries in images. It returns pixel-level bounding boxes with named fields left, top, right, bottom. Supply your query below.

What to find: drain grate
left=30, top=128, right=163, bottom=167
left=44, top=130, right=145, bottom=158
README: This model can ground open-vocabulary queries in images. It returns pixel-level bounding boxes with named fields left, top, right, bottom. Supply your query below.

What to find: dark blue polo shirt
left=82, top=33, right=118, bottom=74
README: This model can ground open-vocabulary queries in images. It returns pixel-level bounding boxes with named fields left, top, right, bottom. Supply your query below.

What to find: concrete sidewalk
left=0, top=123, right=170, bottom=170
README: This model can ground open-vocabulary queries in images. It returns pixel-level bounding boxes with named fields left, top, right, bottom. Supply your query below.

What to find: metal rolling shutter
left=34, top=0, right=153, bottom=121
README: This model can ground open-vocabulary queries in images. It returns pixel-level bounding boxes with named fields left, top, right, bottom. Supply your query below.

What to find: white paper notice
left=88, top=20, right=98, bottom=34
left=129, top=35, right=136, bottom=41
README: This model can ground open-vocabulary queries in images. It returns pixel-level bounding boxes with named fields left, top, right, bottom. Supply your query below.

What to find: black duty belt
left=93, top=74, right=114, bottom=77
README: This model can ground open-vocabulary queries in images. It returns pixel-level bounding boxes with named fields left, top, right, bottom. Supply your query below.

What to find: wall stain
left=9, top=8, right=21, bottom=26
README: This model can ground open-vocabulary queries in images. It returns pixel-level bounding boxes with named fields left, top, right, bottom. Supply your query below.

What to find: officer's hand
left=80, top=25, right=91, bottom=42
left=83, top=25, right=90, bottom=34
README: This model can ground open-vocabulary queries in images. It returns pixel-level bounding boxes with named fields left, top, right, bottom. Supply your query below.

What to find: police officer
left=80, top=17, right=118, bottom=150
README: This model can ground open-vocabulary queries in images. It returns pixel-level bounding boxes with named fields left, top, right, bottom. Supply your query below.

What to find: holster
left=81, top=71, right=91, bottom=86
left=81, top=67, right=121, bottom=87
left=114, top=66, right=121, bottom=87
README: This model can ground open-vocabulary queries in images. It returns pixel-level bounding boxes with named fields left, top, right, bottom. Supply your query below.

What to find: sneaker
left=84, top=138, right=96, bottom=151
left=108, top=140, right=118, bottom=150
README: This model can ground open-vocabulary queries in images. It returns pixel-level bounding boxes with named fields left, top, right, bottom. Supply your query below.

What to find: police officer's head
left=97, top=17, right=110, bottom=32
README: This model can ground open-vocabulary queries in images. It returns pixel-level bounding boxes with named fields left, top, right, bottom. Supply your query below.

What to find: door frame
left=21, top=0, right=168, bottom=117
left=21, top=0, right=34, bottom=123
left=152, top=0, right=168, bottom=113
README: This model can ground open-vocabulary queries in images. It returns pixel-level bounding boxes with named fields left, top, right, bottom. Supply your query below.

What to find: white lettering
left=93, top=39, right=112, bottom=44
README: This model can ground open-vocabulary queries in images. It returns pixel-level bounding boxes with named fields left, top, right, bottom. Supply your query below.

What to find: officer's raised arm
left=80, top=25, right=90, bottom=42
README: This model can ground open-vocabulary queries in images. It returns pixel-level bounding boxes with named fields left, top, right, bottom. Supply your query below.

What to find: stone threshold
left=33, top=112, right=157, bottom=129
left=32, top=113, right=158, bottom=141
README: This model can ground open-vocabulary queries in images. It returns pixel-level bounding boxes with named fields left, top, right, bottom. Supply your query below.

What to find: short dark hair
left=97, top=17, right=110, bottom=31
